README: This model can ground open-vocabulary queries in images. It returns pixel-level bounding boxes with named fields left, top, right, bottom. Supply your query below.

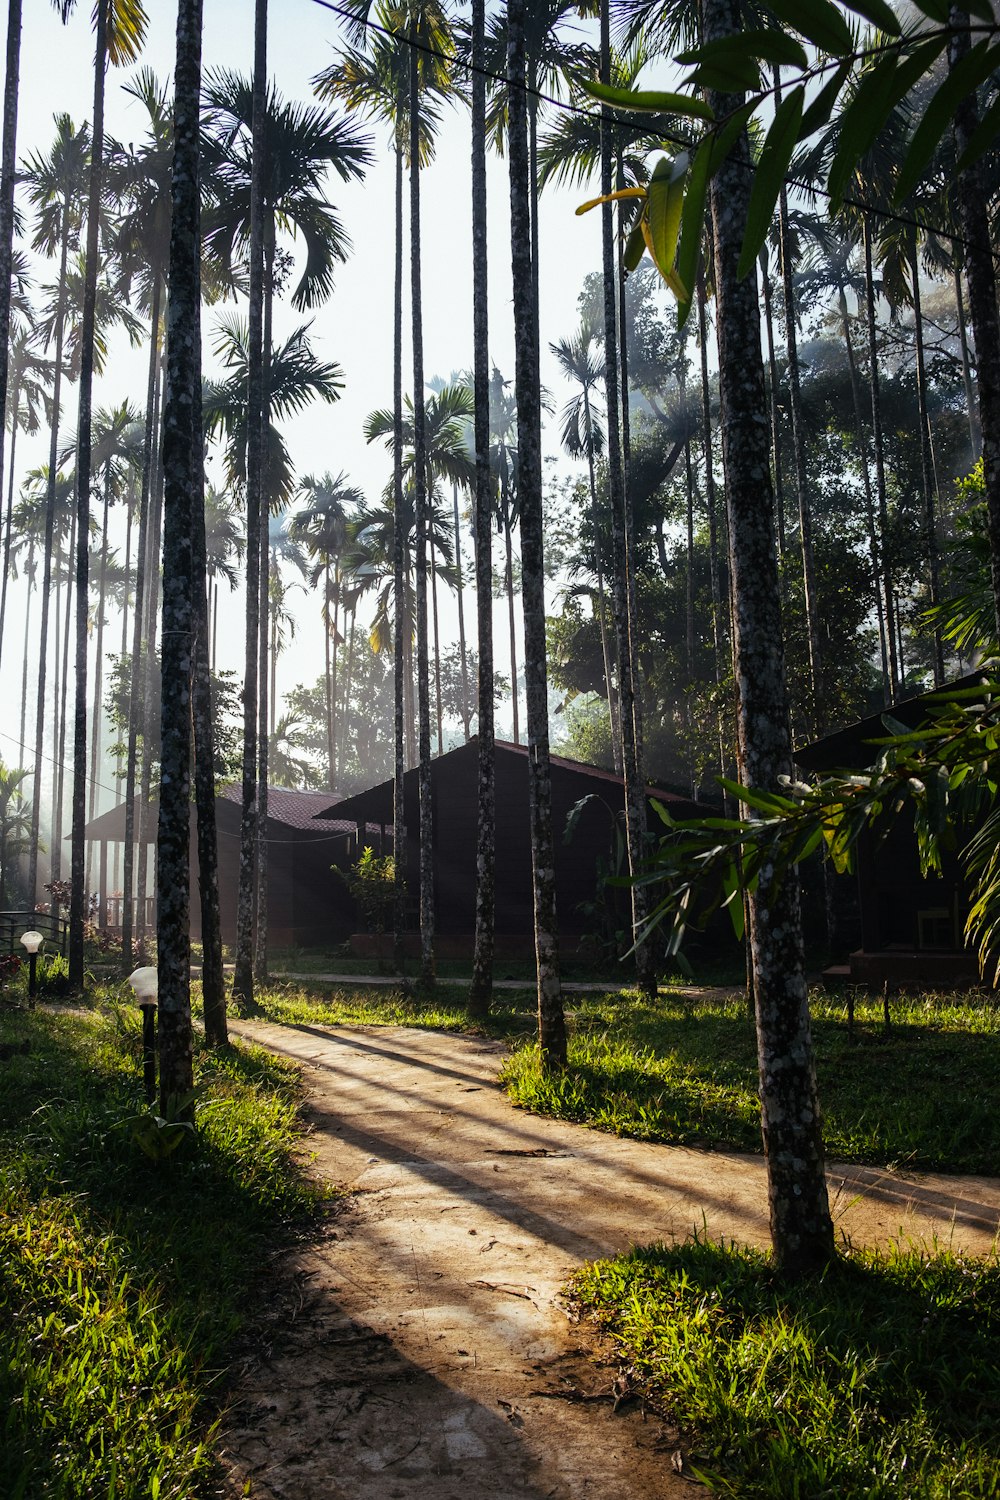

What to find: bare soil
left=219, top=1020, right=1000, bottom=1499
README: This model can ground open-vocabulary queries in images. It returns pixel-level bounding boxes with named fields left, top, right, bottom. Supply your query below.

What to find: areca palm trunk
left=0, top=0, right=21, bottom=654
left=54, top=515, right=74, bottom=888
left=950, top=11, right=1000, bottom=647
left=392, top=132, right=407, bottom=968
left=504, top=516, right=519, bottom=742
left=18, top=535, right=33, bottom=761
left=909, top=230, right=944, bottom=686
left=0, top=386, right=21, bottom=677
left=863, top=219, right=898, bottom=699
left=761, top=260, right=787, bottom=559
left=952, top=258, right=979, bottom=461
left=601, top=0, right=654, bottom=997
left=68, top=0, right=109, bottom=986
left=704, top=0, right=833, bottom=1278
left=508, top=0, right=564, bottom=1067
left=468, top=0, right=494, bottom=1019
left=87, top=473, right=112, bottom=894
left=777, top=173, right=822, bottom=729
left=409, top=35, right=435, bottom=986
left=232, top=0, right=268, bottom=1012
left=431, top=548, right=443, bottom=755
left=136, top=370, right=165, bottom=947
left=839, top=290, right=890, bottom=701
left=254, top=235, right=276, bottom=986
left=452, top=482, right=470, bottom=737
left=157, top=0, right=205, bottom=1114
left=582, top=387, right=620, bottom=774
left=28, top=219, right=71, bottom=903
left=122, top=280, right=161, bottom=967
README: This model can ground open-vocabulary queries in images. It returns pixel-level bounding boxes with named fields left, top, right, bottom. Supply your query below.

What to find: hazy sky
left=2, top=1, right=658, bottom=796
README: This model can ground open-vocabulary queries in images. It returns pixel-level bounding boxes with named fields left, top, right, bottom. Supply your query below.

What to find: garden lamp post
left=19, top=930, right=44, bottom=1008
left=127, top=965, right=158, bottom=1105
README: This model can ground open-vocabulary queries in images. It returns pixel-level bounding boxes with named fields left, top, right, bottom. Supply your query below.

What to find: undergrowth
left=572, top=1235, right=1000, bottom=1497
left=0, top=994, right=325, bottom=1498
left=500, top=987, right=1000, bottom=1173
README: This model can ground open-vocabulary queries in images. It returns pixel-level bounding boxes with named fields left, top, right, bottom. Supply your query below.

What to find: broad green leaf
left=908, top=0, right=950, bottom=19
left=576, top=185, right=647, bottom=217
left=689, top=56, right=764, bottom=94
left=827, top=37, right=947, bottom=210
left=895, top=40, right=1000, bottom=205
left=798, top=58, right=852, bottom=140
left=961, top=0, right=999, bottom=19
left=841, top=0, right=902, bottom=34
left=753, top=0, right=855, bottom=56
left=623, top=216, right=647, bottom=271
left=682, top=28, right=809, bottom=70
left=675, top=133, right=713, bottom=326
left=579, top=78, right=715, bottom=121
left=646, top=157, right=686, bottom=284
left=738, top=84, right=804, bottom=280
left=956, top=89, right=1000, bottom=175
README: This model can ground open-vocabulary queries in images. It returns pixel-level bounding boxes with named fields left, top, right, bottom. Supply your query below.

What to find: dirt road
left=220, top=1021, right=1000, bottom=1499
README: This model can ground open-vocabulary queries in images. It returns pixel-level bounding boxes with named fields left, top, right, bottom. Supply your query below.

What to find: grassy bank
left=252, top=980, right=1000, bottom=1174
left=500, top=986, right=1000, bottom=1174
left=0, top=995, right=325, bottom=1499
left=573, top=1236, right=1000, bottom=1497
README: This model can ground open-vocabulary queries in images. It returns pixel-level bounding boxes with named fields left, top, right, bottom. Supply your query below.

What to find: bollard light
left=20, top=930, right=44, bottom=1009
left=127, top=966, right=158, bottom=1104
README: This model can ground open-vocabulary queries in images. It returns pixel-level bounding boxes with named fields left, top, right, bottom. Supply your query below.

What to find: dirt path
left=220, top=1021, right=1000, bottom=1500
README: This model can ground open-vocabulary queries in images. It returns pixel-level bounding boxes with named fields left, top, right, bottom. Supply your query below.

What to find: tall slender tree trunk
left=839, top=291, right=890, bottom=701
left=909, top=231, right=944, bottom=686
left=392, top=134, right=407, bottom=970
left=254, top=238, right=275, bottom=986
left=583, top=387, right=619, bottom=774
left=452, top=482, right=470, bottom=737
left=136, top=367, right=165, bottom=948
left=863, top=220, right=898, bottom=699
left=0, top=388, right=20, bottom=676
left=601, top=0, right=654, bottom=996
left=704, top=0, right=833, bottom=1278
left=69, top=0, right=108, bottom=985
left=157, top=0, right=204, bottom=1115
left=508, top=0, right=564, bottom=1067
left=950, top=11, right=1000, bottom=649
left=777, top=160, right=822, bottom=729
left=953, top=257, right=979, bottom=461
left=504, top=519, right=519, bottom=742
left=87, top=473, right=111, bottom=894
left=431, top=549, right=443, bottom=755
left=468, top=0, right=494, bottom=1019
left=18, top=535, right=33, bottom=762
left=760, top=260, right=787, bottom=560
left=232, top=0, right=267, bottom=1012
left=53, top=516, right=73, bottom=888
left=28, top=221, right=70, bottom=903
left=0, top=0, right=21, bottom=663
left=122, top=283, right=160, bottom=968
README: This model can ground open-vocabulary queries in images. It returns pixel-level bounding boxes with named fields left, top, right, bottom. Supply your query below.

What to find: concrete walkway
left=219, top=1020, right=1000, bottom=1500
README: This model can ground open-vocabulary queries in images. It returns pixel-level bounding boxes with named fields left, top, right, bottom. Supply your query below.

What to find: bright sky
left=2, top=0, right=630, bottom=796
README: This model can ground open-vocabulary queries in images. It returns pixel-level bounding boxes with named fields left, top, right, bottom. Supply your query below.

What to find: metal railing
left=0, top=910, right=69, bottom=957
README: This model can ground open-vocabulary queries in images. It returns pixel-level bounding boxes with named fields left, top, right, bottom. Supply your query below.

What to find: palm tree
left=0, top=763, right=31, bottom=906
left=469, top=0, right=494, bottom=1017
left=0, top=0, right=24, bottom=594
left=55, top=0, right=149, bottom=985
left=204, top=484, right=244, bottom=670
left=21, top=112, right=89, bottom=904
left=287, top=472, right=361, bottom=789
left=156, top=0, right=202, bottom=1108
left=550, top=329, right=620, bottom=769
left=0, top=328, right=54, bottom=682
left=700, top=0, right=833, bottom=1276
left=203, top=54, right=371, bottom=999
left=315, top=0, right=453, bottom=973
left=507, top=0, right=565, bottom=1068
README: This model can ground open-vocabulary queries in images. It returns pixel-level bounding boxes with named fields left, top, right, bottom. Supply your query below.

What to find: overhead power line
left=306, top=0, right=998, bottom=268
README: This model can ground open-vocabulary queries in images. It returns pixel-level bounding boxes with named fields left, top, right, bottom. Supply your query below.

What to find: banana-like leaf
left=645, top=157, right=686, bottom=284
left=799, top=58, right=853, bottom=139
left=908, top=0, right=950, bottom=19
left=675, top=134, right=714, bottom=326
left=737, top=84, right=804, bottom=281
left=678, top=28, right=809, bottom=73
left=623, top=215, right=647, bottom=271
left=841, top=0, right=902, bottom=34
left=895, top=40, right=1000, bottom=206
left=579, top=78, right=714, bottom=121
left=575, top=185, right=647, bottom=217
left=755, top=0, right=854, bottom=56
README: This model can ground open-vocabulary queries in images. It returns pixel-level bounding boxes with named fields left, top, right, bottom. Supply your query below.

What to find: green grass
left=572, top=1235, right=1000, bottom=1497
left=499, top=987, right=1000, bottom=1174
left=0, top=992, right=326, bottom=1499
left=248, top=978, right=541, bottom=1035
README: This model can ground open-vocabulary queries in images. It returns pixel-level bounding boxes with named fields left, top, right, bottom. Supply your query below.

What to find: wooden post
left=99, top=839, right=108, bottom=931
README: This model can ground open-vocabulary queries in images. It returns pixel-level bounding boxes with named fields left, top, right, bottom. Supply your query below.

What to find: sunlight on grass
left=573, top=1235, right=1000, bottom=1497
left=0, top=993, right=326, bottom=1498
